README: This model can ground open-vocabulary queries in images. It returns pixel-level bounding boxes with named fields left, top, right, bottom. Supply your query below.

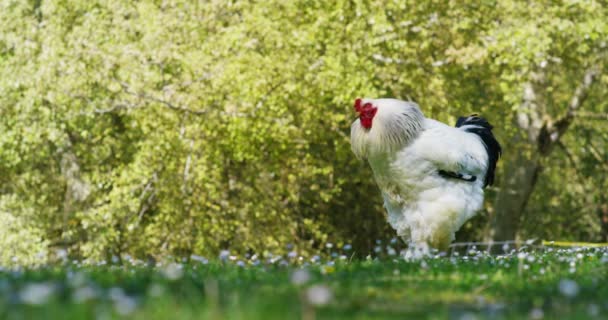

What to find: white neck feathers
left=350, top=99, right=424, bottom=159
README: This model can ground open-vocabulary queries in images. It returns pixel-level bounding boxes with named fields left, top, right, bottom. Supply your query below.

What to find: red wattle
left=360, top=117, right=373, bottom=128
left=358, top=104, right=377, bottom=129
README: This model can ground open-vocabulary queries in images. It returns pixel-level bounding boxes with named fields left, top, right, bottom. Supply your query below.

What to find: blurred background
left=0, top=0, right=606, bottom=265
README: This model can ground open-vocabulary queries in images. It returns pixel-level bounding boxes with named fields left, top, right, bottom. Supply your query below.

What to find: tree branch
left=254, top=80, right=285, bottom=111
left=587, top=141, right=608, bottom=171
left=91, top=102, right=141, bottom=114
left=136, top=172, right=158, bottom=223
left=66, top=92, right=142, bottom=116
left=572, top=111, right=608, bottom=121
left=556, top=140, right=578, bottom=170
left=117, top=80, right=210, bottom=115
left=538, top=66, right=601, bottom=155
left=552, top=66, right=601, bottom=140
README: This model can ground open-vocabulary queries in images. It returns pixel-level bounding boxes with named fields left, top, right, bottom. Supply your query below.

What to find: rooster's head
left=350, top=98, right=425, bottom=159
left=354, top=98, right=378, bottom=129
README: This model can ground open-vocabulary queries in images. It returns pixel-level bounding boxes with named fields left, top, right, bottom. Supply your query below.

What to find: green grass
left=1, top=247, right=607, bottom=319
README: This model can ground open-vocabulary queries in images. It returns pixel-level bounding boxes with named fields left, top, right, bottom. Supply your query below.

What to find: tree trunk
left=489, top=150, right=541, bottom=242
left=488, top=67, right=599, bottom=243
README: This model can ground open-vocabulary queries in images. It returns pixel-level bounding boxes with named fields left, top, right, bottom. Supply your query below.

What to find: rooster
left=350, top=98, right=501, bottom=258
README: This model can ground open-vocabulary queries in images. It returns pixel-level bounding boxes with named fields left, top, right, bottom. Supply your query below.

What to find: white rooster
left=350, top=98, right=501, bottom=258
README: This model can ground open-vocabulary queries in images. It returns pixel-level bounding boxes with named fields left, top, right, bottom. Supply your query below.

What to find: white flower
left=20, top=283, right=55, bottom=305
left=67, top=271, right=87, bottom=288
left=162, top=263, right=184, bottom=280
left=72, top=286, right=98, bottom=303
left=290, top=269, right=310, bottom=285
left=108, top=287, right=125, bottom=301
left=458, top=312, right=477, bottom=320
left=420, top=260, right=428, bottom=269
left=56, top=249, right=68, bottom=261
left=558, top=279, right=579, bottom=298
left=190, top=255, right=208, bottom=264
left=114, top=296, right=138, bottom=316
left=306, top=285, right=332, bottom=306
left=219, top=250, right=230, bottom=261
left=587, top=303, right=600, bottom=316
left=529, top=308, right=544, bottom=319
left=147, top=284, right=165, bottom=297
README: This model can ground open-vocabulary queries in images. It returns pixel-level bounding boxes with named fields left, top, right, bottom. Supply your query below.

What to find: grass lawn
left=1, top=246, right=606, bottom=319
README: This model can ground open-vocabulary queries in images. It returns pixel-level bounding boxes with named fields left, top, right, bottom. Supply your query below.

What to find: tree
left=0, top=0, right=606, bottom=265
left=450, top=2, right=608, bottom=242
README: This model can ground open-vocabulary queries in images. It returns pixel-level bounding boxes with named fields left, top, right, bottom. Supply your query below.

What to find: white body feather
left=351, top=99, right=489, bottom=256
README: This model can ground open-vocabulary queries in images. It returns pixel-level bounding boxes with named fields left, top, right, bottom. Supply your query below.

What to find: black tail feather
left=455, top=115, right=502, bottom=187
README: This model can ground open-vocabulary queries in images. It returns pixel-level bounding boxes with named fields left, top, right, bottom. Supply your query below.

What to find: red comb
left=354, top=98, right=363, bottom=112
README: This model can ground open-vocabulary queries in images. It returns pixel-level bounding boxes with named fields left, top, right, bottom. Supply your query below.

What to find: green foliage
left=0, top=0, right=606, bottom=264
